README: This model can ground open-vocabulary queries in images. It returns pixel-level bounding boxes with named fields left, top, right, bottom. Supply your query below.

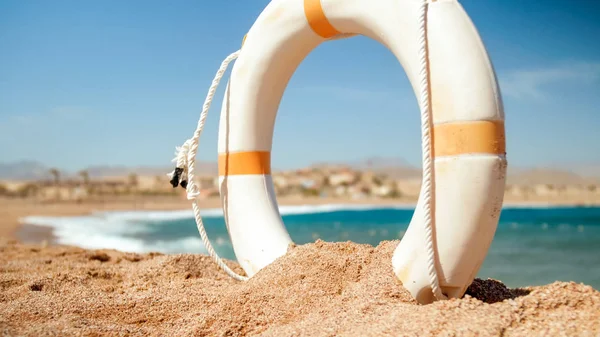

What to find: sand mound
left=1, top=239, right=599, bottom=336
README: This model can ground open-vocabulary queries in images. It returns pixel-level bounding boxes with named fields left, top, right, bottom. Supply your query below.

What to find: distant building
left=328, top=171, right=357, bottom=187
left=396, top=178, right=421, bottom=198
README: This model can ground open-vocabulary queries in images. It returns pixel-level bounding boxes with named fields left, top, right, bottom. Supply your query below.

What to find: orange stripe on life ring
left=304, top=0, right=340, bottom=39
left=218, top=122, right=503, bottom=175
left=218, top=151, right=271, bottom=176
left=433, top=120, right=506, bottom=157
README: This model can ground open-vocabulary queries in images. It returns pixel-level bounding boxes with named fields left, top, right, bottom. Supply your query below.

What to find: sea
left=21, top=204, right=600, bottom=290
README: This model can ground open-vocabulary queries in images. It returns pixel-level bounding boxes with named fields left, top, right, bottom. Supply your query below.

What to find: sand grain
left=1, top=239, right=599, bottom=336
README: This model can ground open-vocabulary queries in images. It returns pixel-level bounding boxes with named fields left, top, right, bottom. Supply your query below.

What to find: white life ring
left=216, top=0, right=506, bottom=304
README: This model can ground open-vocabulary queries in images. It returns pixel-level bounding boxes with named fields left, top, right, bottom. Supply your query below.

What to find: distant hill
left=84, top=163, right=218, bottom=178
left=507, top=167, right=599, bottom=186
left=569, top=165, right=600, bottom=179
left=346, top=156, right=422, bottom=179
left=0, top=161, right=51, bottom=181
left=325, top=156, right=600, bottom=184
left=310, top=156, right=422, bottom=179
left=0, top=161, right=218, bottom=181
left=1, top=158, right=598, bottom=185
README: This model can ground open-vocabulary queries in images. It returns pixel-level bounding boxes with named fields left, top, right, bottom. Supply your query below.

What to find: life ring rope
left=415, top=1, right=447, bottom=301
left=170, top=49, right=249, bottom=281
left=169, top=0, right=447, bottom=298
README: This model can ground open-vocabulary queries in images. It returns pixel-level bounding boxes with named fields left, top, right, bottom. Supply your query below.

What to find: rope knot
left=168, top=138, right=203, bottom=200
left=185, top=182, right=201, bottom=200
left=168, top=139, right=192, bottom=189
left=169, top=167, right=184, bottom=188
left=166, top=49, right=247, bottom=281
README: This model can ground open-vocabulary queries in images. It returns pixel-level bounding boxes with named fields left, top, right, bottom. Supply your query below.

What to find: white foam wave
left=21, top=214, right=208, bottom=254
left=19, top=204, right=406, bottom=253
left=88, top=203, right=415, bottom=222
left=277, top=203, right=414, bottom=215
left=21, top=202, right=568, bottom=254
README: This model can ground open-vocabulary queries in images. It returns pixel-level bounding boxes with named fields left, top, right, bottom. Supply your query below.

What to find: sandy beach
left=2, top=196, right=600, bottom=336
left=3, top=0, right=600, bottom=333
left=1, top=239, right=599, bottom=336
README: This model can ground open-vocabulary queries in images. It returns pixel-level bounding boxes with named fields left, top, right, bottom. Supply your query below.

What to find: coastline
left=4, top=195, right=600, bottom=245
left=5, top=196, right=409, bottom=245
left=3, top=196, right=600, bottom=335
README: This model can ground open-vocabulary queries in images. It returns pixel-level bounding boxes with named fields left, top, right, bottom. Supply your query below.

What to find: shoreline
left=3, top=197, right=600, bottom=335
left=4, top=196, right=600, bottom=245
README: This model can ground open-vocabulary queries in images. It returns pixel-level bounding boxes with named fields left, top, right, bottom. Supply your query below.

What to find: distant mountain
left=1, top=158, right=598, bottom=185
left=350, top=157, right=600, bottom=184
left=311, top=156, right=422, bottom=179
left=507, top=167, right=599, bottom=186
left=84, top=165, right=172, bottom=178
left=566, top=165, right=600, bottom=179
left=0, top=161, right=52, bottom=180
left=348, top=156, right=414, bottom=169
left=347, top=156, right=422, bottom=179
left=84, top=163, right=217, bottom=178
left=0, top=161, right=218, bottom=181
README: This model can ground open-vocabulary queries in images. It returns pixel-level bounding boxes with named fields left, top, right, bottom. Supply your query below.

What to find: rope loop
left=169, top=50, right=248, bottom=281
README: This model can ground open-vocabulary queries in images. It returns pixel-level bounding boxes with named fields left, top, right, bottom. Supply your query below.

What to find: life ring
left=209, top=0, right=507, bottom=304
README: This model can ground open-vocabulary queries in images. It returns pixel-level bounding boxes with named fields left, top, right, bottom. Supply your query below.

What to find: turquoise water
left=25, top=206, right=600, bottom=289
left=137, top=206, right=600, bottom=289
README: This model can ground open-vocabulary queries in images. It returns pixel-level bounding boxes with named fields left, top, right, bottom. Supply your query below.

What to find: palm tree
left=49, top=168, right=60, bottom=185
left=78, top=170, right=90, bottom=186
left=0, top=183, right=8, bottom=196
left=78, top=170, right=92, bottom=198
left=48, top=168, right=61, bottom=201
left=128, top=173, right=139, bottom=195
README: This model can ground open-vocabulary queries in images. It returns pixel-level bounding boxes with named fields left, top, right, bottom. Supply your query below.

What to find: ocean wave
left=278, top=203, right=414, bottom=215
left=31, top=204, right=415, bottom=225
left=21, top=214, right=208, bottom=254
left=19, top=204, right=409, bottom=254
left=21, top=203, right=598, bottom=254
left=87, top=204, right=416, bottom=221
left=22, top=202, right=587, bottom=232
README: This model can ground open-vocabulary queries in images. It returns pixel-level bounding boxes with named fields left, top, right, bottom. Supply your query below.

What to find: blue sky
left=1, top=0, right=599, bottom=171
